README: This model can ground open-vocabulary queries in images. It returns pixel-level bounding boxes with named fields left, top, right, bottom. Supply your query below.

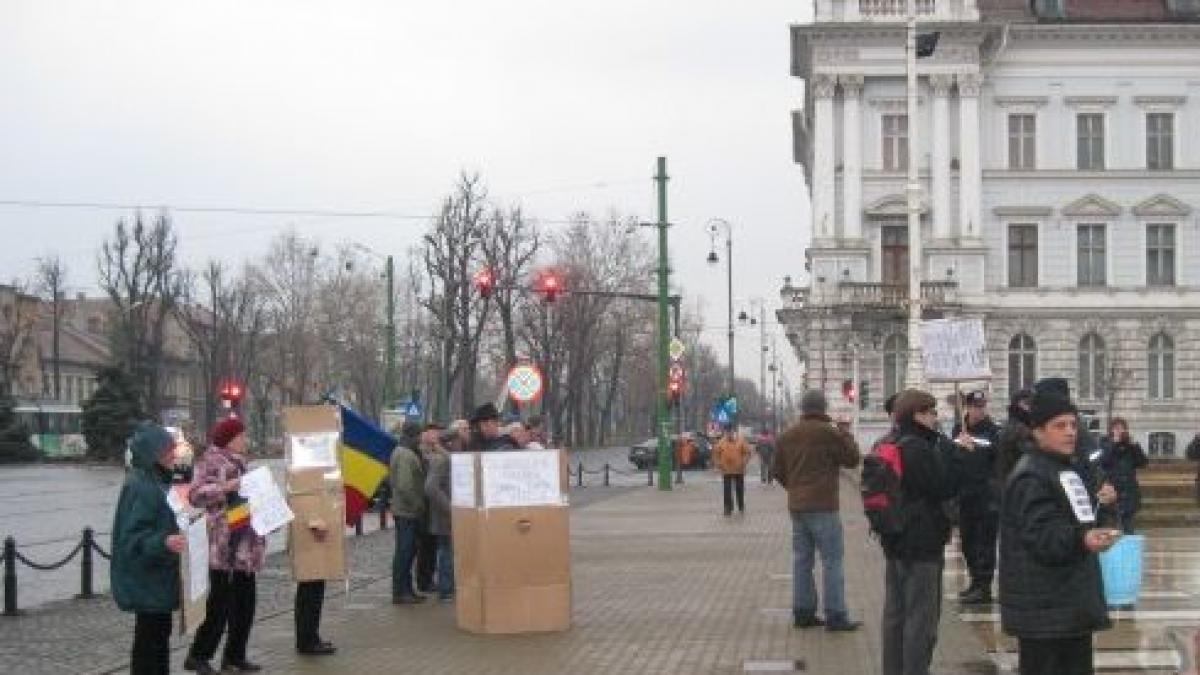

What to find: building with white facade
left=781, top=0, right=1200, bottom=455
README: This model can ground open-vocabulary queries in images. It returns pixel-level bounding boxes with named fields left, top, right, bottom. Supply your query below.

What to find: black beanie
left=1028, top=392, right=1077, bottom=429
left=1033, top=377, right=1070, bottom=399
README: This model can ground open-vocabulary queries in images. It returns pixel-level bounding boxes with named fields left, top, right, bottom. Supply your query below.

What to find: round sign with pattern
left=506, top=364, right=545, bottom=403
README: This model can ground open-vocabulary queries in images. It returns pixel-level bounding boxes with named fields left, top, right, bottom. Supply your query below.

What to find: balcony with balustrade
left=813, top=0, right=980, bottom=22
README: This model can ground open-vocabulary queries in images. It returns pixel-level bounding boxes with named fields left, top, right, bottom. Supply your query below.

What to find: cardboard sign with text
left=920, top=318, right=993, bottom=382
left=452, top=449, right=571, bottom=634
left=179, top=516, right=208, bottom=635
left=282, top=406, right=347, bottom=582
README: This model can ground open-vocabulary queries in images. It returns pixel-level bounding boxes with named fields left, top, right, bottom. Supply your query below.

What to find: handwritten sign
left=451, top=453, right=477, bottom=508
left=185, top=517, right=209, bottom=602
left=480, top=451, right=564, bottom=509
left=239, top=466, right=295, bottom=535
left=920, top=318, right=992, bottom=382
left=289, top=432, right=340, bottom=469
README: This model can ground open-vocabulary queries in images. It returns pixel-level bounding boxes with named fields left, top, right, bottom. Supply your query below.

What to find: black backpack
left=861, top=440, right=906, bottom=540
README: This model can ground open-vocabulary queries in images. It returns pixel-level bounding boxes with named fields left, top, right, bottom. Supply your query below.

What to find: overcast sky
left=1, top=0, right=814, bottom=391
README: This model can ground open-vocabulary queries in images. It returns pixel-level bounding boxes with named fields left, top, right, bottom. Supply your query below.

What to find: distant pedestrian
left=468, top=403, right=518, bottom=451
left=111, top=422, right=185, bottom=675
left=1000, top=391, right=1115, bottom=675
left=714, top=426, right=752, bottom=516
left=771, top=389, right=862, bottom=632
left=424, top=425, right=455, bottom=602
left=950, top=390, right=1002, bottom=605
left=185, top=417, right=266, bottom=675
left=1100, top=418, right=1148, bottom=534
left=755, top=428, right=776, bottom=484
left=390, top=421, right=427, bottom=604
left=880, top=390, right=960, bottom=675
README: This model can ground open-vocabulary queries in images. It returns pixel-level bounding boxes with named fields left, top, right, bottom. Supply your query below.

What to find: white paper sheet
left=480, top=450, right=563, bottom=509
left=238, top=466, right=295, bottom=535
left=289, top=432, right=340, bottom=469
left=185, top=517, right=209, bottom=602
left=451, top=453, right=476, bottom=508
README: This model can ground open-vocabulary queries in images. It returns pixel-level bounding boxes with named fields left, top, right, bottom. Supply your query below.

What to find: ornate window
left=882, top=114, right=908, bottom=171
left=1008, top=114, right=1036, bottom=170
left=1076, top=113, right=1105, bottom=170
left=1077, top=333, right=1105, bottom=400
left=1008, top=334, right=1037, bottom=394
left=883, top=334, right=908, bottom=400
left=1148, top=432, right=1177, bottom=457
left=1146, top=112, right=1174, bottom=171
left=1147, top=224, right=1176, bottom=287
left=1077, top=224, right=1106, bottom=287
left=1008, top=224, right=1038, bottom=288
left=1148, top=332, right=1175, bottom=400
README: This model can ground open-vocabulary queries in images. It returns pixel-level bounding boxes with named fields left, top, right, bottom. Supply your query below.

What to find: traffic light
left=535, top=270, right=563, bottom=303
left=472, top=268, right=495, bottom=298
left=841, top=379, right=856, bottom=405
left=668, top=368, right=684, bottom=406
left=219, top=380, right=244, bottom=409
left=859, top=380, right=870, bottom=411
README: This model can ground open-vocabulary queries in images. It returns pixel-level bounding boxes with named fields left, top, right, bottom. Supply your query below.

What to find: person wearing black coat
left=880, top=390, right=960, bottom=675
left=950, top=390, right=1002, bottom=604
left=997, top=389, right=1034, bottom=481
left=1099, top=418, right=1148, bottom=534
left=1000, top=392, right=1116, bottom=675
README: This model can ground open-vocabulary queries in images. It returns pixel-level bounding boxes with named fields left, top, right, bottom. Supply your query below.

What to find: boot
left=960, top=583, right=992, bottom=605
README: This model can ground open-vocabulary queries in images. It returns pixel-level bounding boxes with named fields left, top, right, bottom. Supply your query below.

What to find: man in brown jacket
left=772, top=389, right=862, bottom=632
left=714, top=427, right=753, bottom=515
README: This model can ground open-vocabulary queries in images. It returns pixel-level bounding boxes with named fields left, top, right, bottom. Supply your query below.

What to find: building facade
left=781, top=0, right=1200, bottom=455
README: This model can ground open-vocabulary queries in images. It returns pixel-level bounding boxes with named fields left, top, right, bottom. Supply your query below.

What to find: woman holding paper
left=184, top=417, right=266, bottom=675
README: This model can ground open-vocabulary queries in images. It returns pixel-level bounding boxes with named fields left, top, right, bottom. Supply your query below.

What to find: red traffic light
left=841, top=379, right=856, bottom=404
left=473, top=268, right=495, bottom=298
left=668, top=368, right=685, bottom=405
left=536, top=270, right=563, bottom=303
left=219, top=380, right=244, bottom=407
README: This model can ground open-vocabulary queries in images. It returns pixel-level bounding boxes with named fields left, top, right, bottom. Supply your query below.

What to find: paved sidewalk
left=167, top=473, right=991, bottom=674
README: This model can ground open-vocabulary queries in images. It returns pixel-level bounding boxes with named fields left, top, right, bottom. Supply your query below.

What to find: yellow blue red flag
left=338, top=404, right=397, bottom=525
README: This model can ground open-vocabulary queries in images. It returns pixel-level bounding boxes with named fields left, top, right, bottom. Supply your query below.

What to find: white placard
left=289, top=432, right=340, bottom=469
left=238, top=466, right=294, bottom=535
left=480, top=450, right=564, bottom=509
left=185, top=517, right=209, bottom=602
left=1059, top=471, right=1096, bottom=524
left=920, top=318, right=992, bottom=382
left=451, top=453, right=477, bottom=508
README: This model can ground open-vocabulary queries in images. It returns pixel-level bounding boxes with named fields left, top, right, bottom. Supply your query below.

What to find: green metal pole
left=654, top=157, right=672, bottom=491
left=384, top=255, right=396, bottom=414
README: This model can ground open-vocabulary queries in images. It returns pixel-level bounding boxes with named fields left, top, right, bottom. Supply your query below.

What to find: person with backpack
left=999, top=391, right=1116, bottom=675
left=950, top=390, right=1002, bottom=604
left=771, top=390, right=862, bottom=631
left=878, top=389, right=960, bottom=675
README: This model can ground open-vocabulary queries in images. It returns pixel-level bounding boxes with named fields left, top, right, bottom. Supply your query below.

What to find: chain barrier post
left=3, top=537, right=17, bottom=616
left=604, top=463, right=610, bottom=487
left=675, top=459, right=683, bottom=485
left=379, top=507, right=388, bottom=531
left=77, top=528, right=95, bottom=599
left=647, top=466, right=654, bottom=487
left=354, top=515, right=363, bottom=537
left=576, top=461, right=584, bottom=488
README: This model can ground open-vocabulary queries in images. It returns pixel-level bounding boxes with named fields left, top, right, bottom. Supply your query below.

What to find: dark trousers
left=959, top=497, right=999, bottom=586
left=722, top=474, right=745, bottom=514
left=759, top=453, right=774, bottom=483
left=415, top=521, right=438, bottom=592
left=131, top=611, right=172, bottom=675
left=881, top=558, right=943, bottom=675
left=294, top=581, right=326, bottom=649
left=1018, top=635, right=1094, bottom=675
left=392, top=517, right=420, bottom=598
left=188, top=570, right=256, bottom=664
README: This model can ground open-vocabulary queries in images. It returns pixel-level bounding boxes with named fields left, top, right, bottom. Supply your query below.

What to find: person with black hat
left=1032, top=378, right=1117, bottom=515
left=999, top=391, right=1117, bottom=675
left=468, top=402, right=518, bottom=451
left=950, top=390, right=1002, bottom=604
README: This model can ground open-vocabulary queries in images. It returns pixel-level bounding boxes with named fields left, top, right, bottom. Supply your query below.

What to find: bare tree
left=97, top=213, right=187, bottom=417
left=315, top=246, right=386, bottom=418
left=256, top=230, right=323, bottom=406
left=479, top=207, right=540, bottom=369
left=34, top=256, right=69, bottom=401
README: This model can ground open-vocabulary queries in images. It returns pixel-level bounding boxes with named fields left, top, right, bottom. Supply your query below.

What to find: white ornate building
left=780, top=0, right=1200, bottom=455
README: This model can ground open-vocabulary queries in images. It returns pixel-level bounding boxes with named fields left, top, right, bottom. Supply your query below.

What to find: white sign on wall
left=451, top=453, right=477, bottom=508
left=920, top=318, right=992, bottom=382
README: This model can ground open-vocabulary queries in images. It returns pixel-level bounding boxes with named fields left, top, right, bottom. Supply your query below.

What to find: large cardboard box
left=452, top=449, right=571, bottom=634
left=282, top=406, right=347, bottom=582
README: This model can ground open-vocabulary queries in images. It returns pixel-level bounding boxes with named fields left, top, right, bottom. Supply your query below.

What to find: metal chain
left=14, top=541, right=85, bottom=571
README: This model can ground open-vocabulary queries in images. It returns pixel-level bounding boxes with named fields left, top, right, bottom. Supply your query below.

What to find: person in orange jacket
left=714, top=426, right=753, bottom=516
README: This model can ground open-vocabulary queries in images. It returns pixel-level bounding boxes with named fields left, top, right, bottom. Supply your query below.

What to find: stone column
left=930, top=74, right=954, bottom=242
left=812, top=74, right=837, bottom=241
left=840, top=75, right=865, bottom=242
left=957, top=73, right=983, bottom=240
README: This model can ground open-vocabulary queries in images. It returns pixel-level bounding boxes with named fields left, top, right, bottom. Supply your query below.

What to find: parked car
left=628, top=433, right=711, bottom=470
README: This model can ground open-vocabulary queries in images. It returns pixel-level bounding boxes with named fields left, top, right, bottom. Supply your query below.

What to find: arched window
left=883, top=334, right=908, bottom=400
left=1148, top=332, right=1175, bottom=400
left=1078, top=333, right=1105, bottom=400
left=1008, top=333, right=1037, bottom=394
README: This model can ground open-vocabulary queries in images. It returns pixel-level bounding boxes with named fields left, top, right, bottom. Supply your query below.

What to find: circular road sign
left=506, top=363, right=545, bottom=403
left=669, top=338, right=686, bottom=361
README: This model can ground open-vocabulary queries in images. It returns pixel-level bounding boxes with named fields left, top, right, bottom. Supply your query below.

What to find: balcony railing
left=860, top=0, right=935, bottom=16
left=813, top=0, right=977, bottom=22
left=834, top=281, right=958, bottom=310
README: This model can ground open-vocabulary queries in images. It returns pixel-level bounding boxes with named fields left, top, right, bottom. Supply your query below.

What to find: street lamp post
left=350, top=243, right=397, bottom=417
left=738, top=299, right=768, bottom=430
left=904, top=0, right=926, bottom=389
left=707, top=219, right=735, bottom=403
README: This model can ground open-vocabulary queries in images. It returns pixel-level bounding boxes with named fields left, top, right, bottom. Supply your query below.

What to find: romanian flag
left=226, top=499, right=252, bottom=532
left=338, top=404, right=398, bottom=526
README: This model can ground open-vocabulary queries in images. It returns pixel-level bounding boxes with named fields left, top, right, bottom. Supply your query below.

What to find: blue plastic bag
left=1099, top=534, right=1144, bottom=607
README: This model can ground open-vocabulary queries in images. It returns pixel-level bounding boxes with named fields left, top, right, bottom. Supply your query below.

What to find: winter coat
left=190, top=445, right=267, bottom=574
left=996, top=418, right=1034, bottom=482
left=951, top=416, right=1002, bottom=504
left=110, top=426, right=180, bottom=614
left=425, top=450, right=452, bottom=536
left=714, top=435, right=753, bottom=475
left=885, top=421, right=960, bottom=562
left=999, top=447, right=1111, bottom=639
left=771, top=414, right=861, bottom=512
left=389, top=445, right=427, bottom=520
left=1100, top=437, right=1149, bottom=517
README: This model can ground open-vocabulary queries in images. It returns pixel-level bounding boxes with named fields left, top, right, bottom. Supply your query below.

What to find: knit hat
left=129, top=422, right=176, bottom=469
left=210, top=416, right=246, bottom=448
left=1028, top=392, right=1077, bottom=429
left=1033, top=377, right=1070, bottom=400
left=470, top=402, right=501, bottom=424
left=800, top=389, right=828, bottom=415
left=892, top=389, right=937, bottom=422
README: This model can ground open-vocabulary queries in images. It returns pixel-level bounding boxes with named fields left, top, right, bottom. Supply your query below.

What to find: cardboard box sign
left=452, top=450, right=572, bottom=634
left=282, top=405, right=347, bottom=583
